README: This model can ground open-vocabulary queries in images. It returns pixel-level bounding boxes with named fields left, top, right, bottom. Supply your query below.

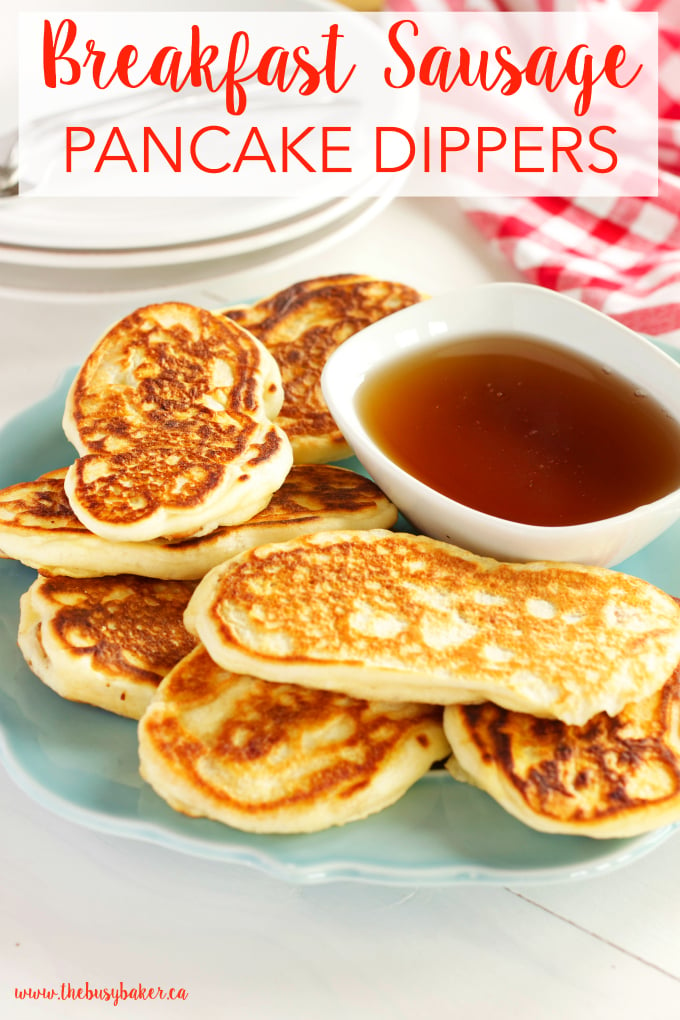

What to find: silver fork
left=0, top=131, right=20, bottom=196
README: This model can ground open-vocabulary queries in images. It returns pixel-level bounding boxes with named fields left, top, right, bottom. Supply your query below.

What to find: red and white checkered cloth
left=385, top=0, right=680, bottom=344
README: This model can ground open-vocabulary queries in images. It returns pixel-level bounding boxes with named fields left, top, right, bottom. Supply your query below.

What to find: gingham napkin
left=385, top=0, right=680, bottom=344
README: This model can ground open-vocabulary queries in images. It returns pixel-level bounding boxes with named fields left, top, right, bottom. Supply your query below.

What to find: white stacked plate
left=0, top=0, right=401, bottom=297
left=0, top=185, right=401, bottom=296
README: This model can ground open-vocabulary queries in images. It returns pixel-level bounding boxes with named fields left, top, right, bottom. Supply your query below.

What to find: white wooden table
left=1, top=197, right=679, bottom=1019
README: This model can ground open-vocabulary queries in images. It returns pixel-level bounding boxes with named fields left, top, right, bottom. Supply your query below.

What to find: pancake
left=184, top=529, right=680, bottom=725
left=443, top=663, right=680, bottom=838
left=138, top=645, right=449, bottom=833
left=18, top=573, right=196, bottom=719
left=63, top=302, right=293, bottom=543
left=0, top=464, right=397, bottom=580
left=218, top=274, right=423, bottom=463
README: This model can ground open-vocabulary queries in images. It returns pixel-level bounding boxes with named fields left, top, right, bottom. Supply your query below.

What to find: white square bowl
left=322, top=282, right=680, bottom=566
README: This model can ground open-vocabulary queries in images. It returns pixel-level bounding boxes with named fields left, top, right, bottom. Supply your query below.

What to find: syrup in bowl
left=321, top=283, right=680, bottom=565
left=355, top=334, right=680, bottom=528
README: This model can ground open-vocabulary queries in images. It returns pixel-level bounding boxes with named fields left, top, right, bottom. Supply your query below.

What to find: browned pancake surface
left=18, top=573, right=198, bottom=718
left=0, top=465, right=396, bottom=578
left=64, top=302, right=289, bottom=540
left=445, top=666, right=680, bottom=836
left=139, top=646, right=448, bottom=832
left=185, top=530, right=680, bottom=723
left=1, top=465, right=391, bottom=543
left=221, top=274, right=422, bottom=462
left=35, top=573, right=197, bottom=686
left=0, top=469, right=80, bottom=538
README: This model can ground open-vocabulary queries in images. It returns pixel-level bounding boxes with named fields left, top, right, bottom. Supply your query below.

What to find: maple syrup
left=356, top=334, right=680, bottom=527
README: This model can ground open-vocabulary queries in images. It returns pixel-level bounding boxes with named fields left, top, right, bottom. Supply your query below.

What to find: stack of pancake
left=4, top=276, right=454, bottom=834
left=182, top=529, right=680, bottom=838
left=4, top=274, right=680, bottom=841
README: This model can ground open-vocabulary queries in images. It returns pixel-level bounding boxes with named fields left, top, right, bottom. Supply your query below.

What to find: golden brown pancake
left=184, top=529, right=680, bottom=725
left=444, top=664, right=680, bottom=838
left=218, top=274, right=423, bottom=463
left=18, top=573, right=197, bottom=719
left=138, top=645, right=449, bottom=833
left=0, top=465, right=397, bottom=579
left=62, top=302, right=292, bottom=543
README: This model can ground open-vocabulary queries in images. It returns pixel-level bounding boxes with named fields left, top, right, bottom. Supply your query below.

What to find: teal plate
left=0, top=367, right=678, bottom=885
